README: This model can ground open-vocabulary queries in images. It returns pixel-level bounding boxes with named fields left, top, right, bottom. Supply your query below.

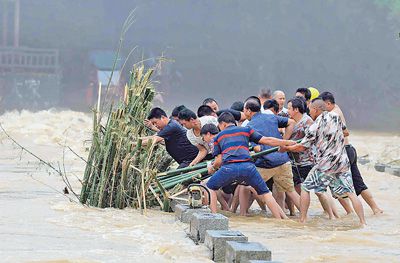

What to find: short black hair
left=263, top=99, right=279, bottom=113
left=217, top=112, right=236, bottom=125
left=197, top=105, right=214, bottom=117
left=244, top=98, right=261, bottom=113
left=200, top=123, right=220, bottom=135
left=319, top=91, right=335, bottom=104
left=259, top=88, right=272, bottom=99
left=230, top=101, right=244, bottom=112
left=148, top=107, right=167, bottom=119
left=203, top=98, right=218, bottom=105
left=245, top=96, right=261, bottom=106
left=178, top=108, right=197, bottom=121
left=296, top=88, right=311, bottom=101
left=296, top=96, right=308, bottom=112
left=288, top=97, right=305, bottom=114
left=171, top=105, right=186, bottom=118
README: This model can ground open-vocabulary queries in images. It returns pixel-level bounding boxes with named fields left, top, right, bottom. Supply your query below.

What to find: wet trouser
left=345, top=144, right=368, bottom=195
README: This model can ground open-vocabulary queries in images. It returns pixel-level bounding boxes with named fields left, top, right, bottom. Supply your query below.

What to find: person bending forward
left=205, top=112, right=295, bottom=219
left=281, top=99, right=366, bottom=225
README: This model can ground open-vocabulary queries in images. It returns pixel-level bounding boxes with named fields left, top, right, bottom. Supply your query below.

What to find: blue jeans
left=206, top=162, right=270, bottom=195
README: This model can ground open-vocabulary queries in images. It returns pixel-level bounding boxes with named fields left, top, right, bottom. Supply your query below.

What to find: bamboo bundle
left=79, top=60, right=301, bottom=210
left=80, top=64, right=174, bottom=209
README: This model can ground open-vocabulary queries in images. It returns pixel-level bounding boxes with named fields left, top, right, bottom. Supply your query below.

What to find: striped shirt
left=213, top=125, right=262, bottom=165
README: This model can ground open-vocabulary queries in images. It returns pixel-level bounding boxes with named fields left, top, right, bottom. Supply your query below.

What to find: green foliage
left=80, top=64, right=173, bottom=209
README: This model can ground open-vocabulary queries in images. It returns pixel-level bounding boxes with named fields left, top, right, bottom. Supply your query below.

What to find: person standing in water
left=205, top=112, right=295, bottom=218
left=320, top=91, right=383, bottom=214
left=242, top=97, right=300, bottom=214
left=281, top=98, right=366, bottom=225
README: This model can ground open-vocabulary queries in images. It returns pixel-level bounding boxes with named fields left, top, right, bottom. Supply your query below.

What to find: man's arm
left=283, top=118, right=295, bottom=139
left=138, top=135, right=164, bottom=146
left=208, top=154, right=222, bottom=174
left=258, top=136, right=296, bottom=147
left=144, top=120, right=160, bottom=133
left=189, top=144, right=208, bottom=166
left=280, top=143, right=307, bottom=153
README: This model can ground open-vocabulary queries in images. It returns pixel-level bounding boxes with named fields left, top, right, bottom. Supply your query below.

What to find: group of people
left=143, top=87, right=382, bottom=225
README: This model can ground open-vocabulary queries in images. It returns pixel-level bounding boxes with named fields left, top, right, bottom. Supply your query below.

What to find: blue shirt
left=213, top=125, right=262, bottom=165
left=247, top=112, right=290, bottom=168
left=157, top=120, right=198, bottom=164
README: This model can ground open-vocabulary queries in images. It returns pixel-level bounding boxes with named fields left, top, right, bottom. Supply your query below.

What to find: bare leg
left=347, top=192, right=366, bottom=225
left=222, top=192, right=232, bottom=206
left=286, top=191, right=301, bottom=211
left=286, top=196, right=296, bottom=216
left=295, top=184, right=301, bottom=195
left=338, top=197, right=353, bottom=214
left=239, top=186, right=252, bottom=216
left=316, top=192, right=335, bottom=219
left=249, top=187, right=267, bottom=211
left=275, top=191, right=286, bottom=210
left=360, top=189, right=383, bottom=214
left=216, top=190, right=230, bottom=211
left=209, top=189, right=219, bottom=213
left=230, top=186, right=241, bottom=213
left=328, top=194, right=340, bottom=218
left=261, top=192, right=287, bottom=219
left=300, top=190, right=311, bottom=223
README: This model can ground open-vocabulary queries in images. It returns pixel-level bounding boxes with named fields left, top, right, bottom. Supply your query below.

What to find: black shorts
left=292, top=165, right=313, bottom=186
left=221, top=182, right=239, bottom=195
left=266, top=178, right=274, bottom=191
left=346, top=145, right=368, bottom=195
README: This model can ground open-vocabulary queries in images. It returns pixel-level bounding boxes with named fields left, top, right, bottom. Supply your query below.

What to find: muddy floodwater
left=0, top=110, right=399, bottom=262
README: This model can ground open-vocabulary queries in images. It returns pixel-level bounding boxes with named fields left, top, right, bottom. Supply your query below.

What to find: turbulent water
left=0, top=110, right=399, bottom=263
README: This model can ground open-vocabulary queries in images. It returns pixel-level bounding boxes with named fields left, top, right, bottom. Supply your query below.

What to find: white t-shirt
left=263, top=109, right=274, bottom=115
left=186, top=116, right=218, bottom=153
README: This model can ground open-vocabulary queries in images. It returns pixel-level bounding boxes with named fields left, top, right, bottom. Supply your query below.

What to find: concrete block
left=386, top=166, right=400, bottom=177
left=358, top=156, right=370, bottom=165
left=190, top=213, right=229, bottom=243
left=225, top=241, right=271, bottom=263
left=174, top=204, right=210, bottom=223
left=204, top=230, right=248, bottom=262
left=374, top=163, right=386, bottom=172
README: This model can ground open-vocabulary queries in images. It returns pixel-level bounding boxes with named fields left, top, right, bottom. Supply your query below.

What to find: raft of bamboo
left=80, top=64, right=174, bottom=210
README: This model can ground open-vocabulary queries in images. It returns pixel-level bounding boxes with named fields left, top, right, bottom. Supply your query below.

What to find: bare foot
left=299, top=217, right=306, bottom=223
left=373, top=208, right=383, bottom=215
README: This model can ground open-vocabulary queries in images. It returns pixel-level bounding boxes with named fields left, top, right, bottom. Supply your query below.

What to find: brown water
left=1, top=110, right=399, bottom=262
